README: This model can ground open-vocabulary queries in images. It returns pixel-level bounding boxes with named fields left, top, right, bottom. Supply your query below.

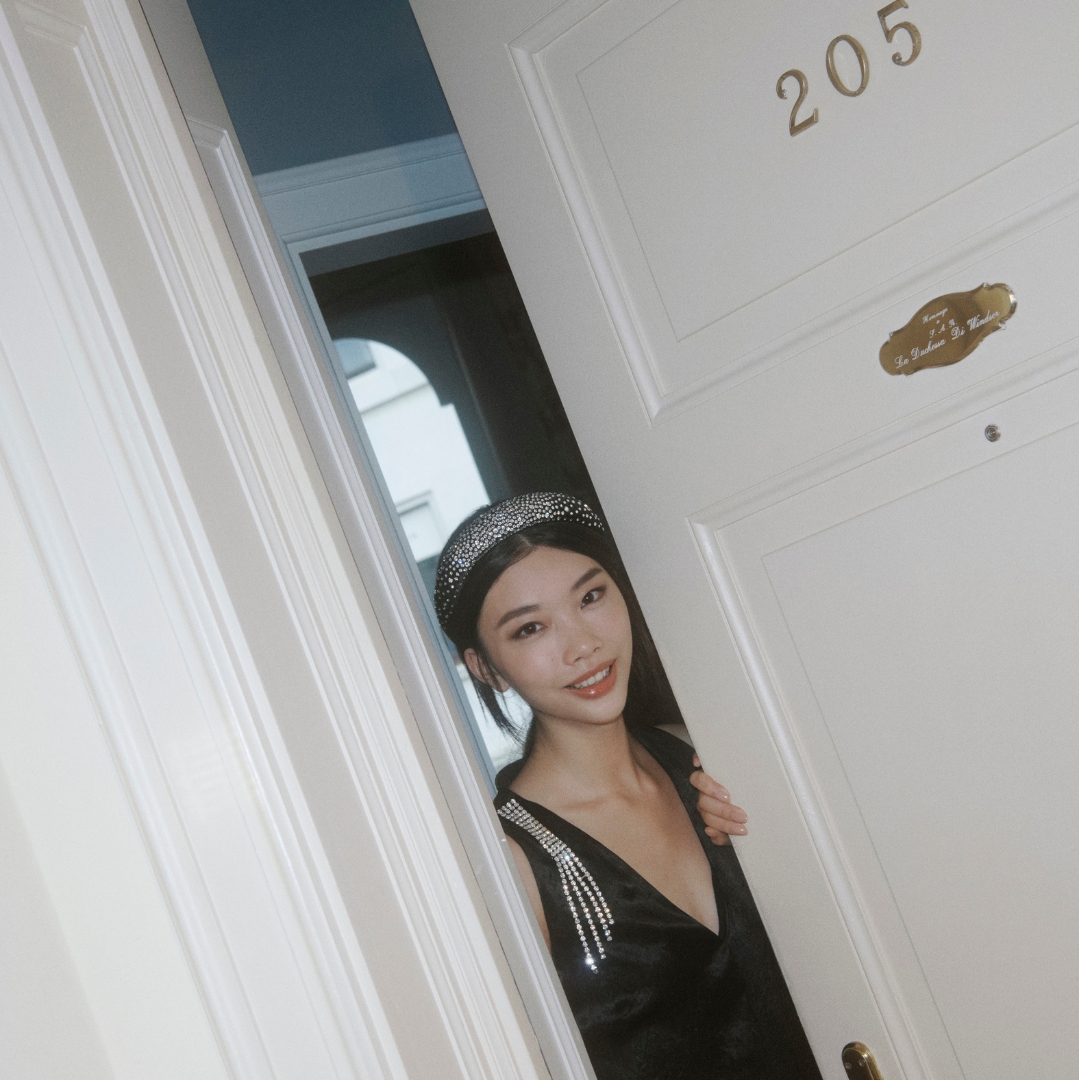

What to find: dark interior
left=309, top=229, right=603, bottom=524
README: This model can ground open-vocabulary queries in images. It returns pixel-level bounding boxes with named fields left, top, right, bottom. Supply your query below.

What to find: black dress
left=494, top=727, right=821, bottom=1080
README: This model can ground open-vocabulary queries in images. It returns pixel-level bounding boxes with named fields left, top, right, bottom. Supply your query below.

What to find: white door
left=409, top=0, right=1078, bottom=1076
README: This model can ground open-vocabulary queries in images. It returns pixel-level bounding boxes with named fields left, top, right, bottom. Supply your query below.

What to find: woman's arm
left=506, top=835, right=551, bottom=950
left=657, top=724, right=749, bottom=847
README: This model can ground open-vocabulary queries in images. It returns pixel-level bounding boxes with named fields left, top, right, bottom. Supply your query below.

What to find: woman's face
left=466, top=545, right=633, bottom=730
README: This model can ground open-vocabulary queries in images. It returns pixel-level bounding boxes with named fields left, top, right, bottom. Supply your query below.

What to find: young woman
left=435, top=493, right=821, bottom=1080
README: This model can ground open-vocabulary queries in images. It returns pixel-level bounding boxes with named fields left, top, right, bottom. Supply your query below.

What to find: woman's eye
left=513, top=621, right=543, bottom=639
left=582, top=587, right=605, bottom=606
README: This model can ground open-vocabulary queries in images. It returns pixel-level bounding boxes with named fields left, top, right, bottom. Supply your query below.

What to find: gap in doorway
left=309, top=228, right=604, bottom=769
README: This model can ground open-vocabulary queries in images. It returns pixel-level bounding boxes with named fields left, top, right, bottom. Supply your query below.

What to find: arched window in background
left=335, top=337, right=523, bottom=768
left=337, top=337, right=487, bottom=587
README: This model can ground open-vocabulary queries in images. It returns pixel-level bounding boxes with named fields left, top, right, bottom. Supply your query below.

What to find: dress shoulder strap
left=495, top=794, right=614, bottom=972
left=632, top=726, right=696, bottom=783
left=494, top=756, right=526, bottom=790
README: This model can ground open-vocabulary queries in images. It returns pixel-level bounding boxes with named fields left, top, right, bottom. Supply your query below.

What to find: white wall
left=0, top=0, right=557, bottom=1077
left=0, top=763, right=114, bottom=1080
left=0, top=467, right=228, bottom=1080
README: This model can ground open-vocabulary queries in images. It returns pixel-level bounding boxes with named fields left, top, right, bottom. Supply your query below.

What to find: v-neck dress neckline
left=494, top=725, right=822, bottom=1080
left=501, top=741, right=722, bottom=938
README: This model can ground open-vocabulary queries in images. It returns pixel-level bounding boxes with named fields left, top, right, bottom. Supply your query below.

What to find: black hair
left=440, top=514, right=683, bottom=758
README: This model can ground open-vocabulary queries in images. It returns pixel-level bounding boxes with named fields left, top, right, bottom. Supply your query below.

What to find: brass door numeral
left=842, top=1042, right=885, bottom=1080
left=877, top=0, right=921, bottom=65
left=826, top=35, right=870, bottom=97
left=776, top=0, right=921, bottom=135
left=776, top=69, right=819, bottom=135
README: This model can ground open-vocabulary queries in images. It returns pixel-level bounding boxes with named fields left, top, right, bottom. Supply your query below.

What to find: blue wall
left=187, top=0, right=458, bottom=176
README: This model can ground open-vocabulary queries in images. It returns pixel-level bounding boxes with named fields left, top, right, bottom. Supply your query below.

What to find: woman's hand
left=690, top=755, right=748, bottom=846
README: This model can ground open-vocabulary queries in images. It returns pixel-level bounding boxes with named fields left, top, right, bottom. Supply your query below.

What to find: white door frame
left=1, top=0, right=591, bottom=1074
left=0, top=3, right=400, bottom=1073
left=180, top=94, right=594, bottom=1080
left=141, top=1, right=594, bottom=1071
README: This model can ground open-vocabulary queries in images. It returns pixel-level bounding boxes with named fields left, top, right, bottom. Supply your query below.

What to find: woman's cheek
left=507, top=642, right=558, bottom=699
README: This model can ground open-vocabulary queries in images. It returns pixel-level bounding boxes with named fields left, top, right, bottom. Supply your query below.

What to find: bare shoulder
left=504, top=835, right=551, bottom=950
left=655, top=723, right=694, bottom=747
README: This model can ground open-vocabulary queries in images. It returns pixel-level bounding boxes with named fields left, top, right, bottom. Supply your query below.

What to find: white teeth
left=570, top=666, right=611, bottom=689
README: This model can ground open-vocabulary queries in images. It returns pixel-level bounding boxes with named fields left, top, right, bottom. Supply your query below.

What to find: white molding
left=253, top=132, right=487, bottom=253
left=113, top=0, right=579, bottom=1074
left=508, top=1, right=658, bottom=421
left=187, top=110, right=594, bottom=1080
left=655, top=178, right=1077, bottom=423
left=689, top=340, right=1078, bottom=1080
left=1, top=3, right=406, bottom=1077
left=695, top=339, right=1079, bottom=532
left=2, top=0, right=559, bottom=1075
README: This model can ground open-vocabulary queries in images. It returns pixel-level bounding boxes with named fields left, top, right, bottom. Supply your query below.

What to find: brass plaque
left=880, top=283, right=1016, bottom=375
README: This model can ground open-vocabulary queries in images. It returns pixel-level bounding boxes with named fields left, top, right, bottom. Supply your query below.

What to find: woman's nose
left=563, top=621, right=602, bottom=664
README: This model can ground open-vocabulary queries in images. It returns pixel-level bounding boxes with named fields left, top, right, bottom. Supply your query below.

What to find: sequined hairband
left=434, top=491, right=604, bottom=629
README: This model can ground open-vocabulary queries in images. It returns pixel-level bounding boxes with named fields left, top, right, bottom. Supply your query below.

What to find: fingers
left=698, top=795, right=747, bottom=826
left=700, top=804, right=748, bottom=843
left=702, top=822, right=744, bottom=845
left=701, top=808, right=747, bottom=837
left=690, top=766, right=749, bottom=845
left=688, top=768, right=731, bottom=804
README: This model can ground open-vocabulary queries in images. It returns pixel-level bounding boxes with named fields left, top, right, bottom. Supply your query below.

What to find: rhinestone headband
left=434, top=492, right=604, bottom=629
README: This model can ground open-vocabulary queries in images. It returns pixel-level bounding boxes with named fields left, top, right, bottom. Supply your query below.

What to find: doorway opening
left=313, top=229, right=606, bottom=773
left=156, top=0, right=759, bottom=1074
left=178, top=0, right=616, bottom=783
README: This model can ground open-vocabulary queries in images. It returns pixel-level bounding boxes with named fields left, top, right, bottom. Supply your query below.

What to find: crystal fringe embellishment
left=498, top=798, right=613, bottom=972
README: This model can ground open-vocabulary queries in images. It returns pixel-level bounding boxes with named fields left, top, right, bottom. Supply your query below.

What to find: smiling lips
left=566, top=661, right=617, bottom=698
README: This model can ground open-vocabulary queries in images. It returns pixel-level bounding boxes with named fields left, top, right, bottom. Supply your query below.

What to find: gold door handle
left=842, top=1042, right=884, bottom=1080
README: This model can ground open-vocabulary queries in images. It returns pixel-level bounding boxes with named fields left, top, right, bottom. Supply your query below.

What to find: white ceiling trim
left=253, top=132, right=486, bottom=252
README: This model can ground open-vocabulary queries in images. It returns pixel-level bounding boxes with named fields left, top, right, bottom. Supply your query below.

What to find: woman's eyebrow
left=569, top=566, right=602, bottom=593
left=496, top=603, right=539, bottom=629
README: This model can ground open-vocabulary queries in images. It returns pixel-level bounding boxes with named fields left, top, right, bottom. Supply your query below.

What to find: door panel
left=765, top=426, right=1077, bottom=1080
left=697, top=368, right=1077, bottom=1079
left=513, top=0, right=1077, bottom=414
left=411, top=0, right=1078, bottom=1074
left=569, top=0, right=1073, bottom=340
